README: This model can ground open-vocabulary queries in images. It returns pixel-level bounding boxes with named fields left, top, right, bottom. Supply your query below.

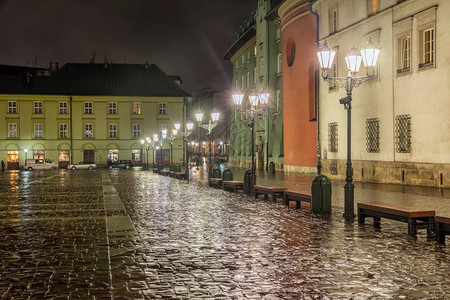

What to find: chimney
left=26, top=72, right=32, bottom=84
left=145, top=61, right=149, bottom=69
left=104, top=58, right=108, bottom=69
left=49, top=62, right=59, bottom=72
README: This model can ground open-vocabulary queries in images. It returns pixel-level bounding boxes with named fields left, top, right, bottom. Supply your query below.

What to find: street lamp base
left=343, top=182, right=356, bottom=220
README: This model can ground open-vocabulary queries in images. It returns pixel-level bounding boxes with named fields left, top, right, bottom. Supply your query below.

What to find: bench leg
left=284, top=196, right=288, bottom=206
left=271, top=193, right=276, bottom=203
left=408, top=218, right=417, bottom=237
left=436, top=226, right=445, bottom=244
left=373, top=216, right=381, bottom=228
left=357, top=210, right=366, bottom=224
left=296, top=200, right=301, bottom=209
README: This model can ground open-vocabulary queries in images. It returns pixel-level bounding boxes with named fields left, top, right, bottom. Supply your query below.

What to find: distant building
left=313, top=0, right=450, bottom=187
left=0, top=62, right=189, bottom=169
left=224, top=0, right=284, bottom=171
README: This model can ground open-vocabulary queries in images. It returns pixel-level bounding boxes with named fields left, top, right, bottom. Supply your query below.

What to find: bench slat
left=358, top=202, right=435, bottom=218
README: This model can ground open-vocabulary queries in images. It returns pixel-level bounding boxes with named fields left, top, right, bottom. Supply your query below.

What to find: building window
left=277, top=53, right=282, bottom=75
left=259, top=57, right=264, bottom=78
left=367, top=0, right=378, bottom=15
left=241, top=55, right=245, bottom=66
left=59, top=124, right=68, bottom=138
left=8, top=123, right=17, bottom=138
left=33, top=150, right=45, bottom=161
left=253, top=67, right=257, bottom=85
left=328, top=122, right=338, bottom=153
left=328, top=4, right=338, bottom=34
left=109, top=123, right=117, bottom=138
left=133, top=124, right=141, bottom=138
left=276, top=27, right=281, bottom=41
left=85, top=123, right=93, bottom=138
left=395, top=115, right=411, bottom=153
left=247, top=72, right=250, bottom=88
left=241, top=75, right=245, bottom=89
left=259, top=33, right=263, bottom=45
left=8, top=101, right=17, bottom=113
left=108, top=102, right=117, bottom=114
left=133, top=102, right=141, bottom=114
left=84, top=102, right=93, bottom=114
left=59, top=102, right=68, bottom=114
left=247, top=51, right=250, bottom=62
left=400, top=36, right=411, bottom=71
left=287, top=40, right=296, bottom=67
left=158, top=102, right=167, bottom=115
left=420, top=28, right=434, bottom=67
left=235, top=61, right=239, bottom=71
left=366, top=118, right=380, bottom=153
left=34, top=123, right=43, bottom=138
left=34, top=101, right=42, bottom=114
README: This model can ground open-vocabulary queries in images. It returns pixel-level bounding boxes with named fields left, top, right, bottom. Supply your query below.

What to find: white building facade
left=313, top=0, right=450, bottom=187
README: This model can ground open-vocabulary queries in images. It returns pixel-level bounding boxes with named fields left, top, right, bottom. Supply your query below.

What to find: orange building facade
left=279, top=0, right=318, bottom=173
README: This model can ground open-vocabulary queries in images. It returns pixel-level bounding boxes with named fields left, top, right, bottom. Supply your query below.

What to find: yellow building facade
left=0, top=63, right=189, bottom=169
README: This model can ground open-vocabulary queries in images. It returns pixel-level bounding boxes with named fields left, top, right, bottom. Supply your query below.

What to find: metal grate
left=328, top=122, right=338, bottom=152
left=366, top=118, right=380, bottom=153
left=395, top=114, right=411, bottom=153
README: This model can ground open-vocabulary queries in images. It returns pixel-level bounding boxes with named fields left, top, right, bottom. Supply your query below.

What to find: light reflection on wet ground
left=0, top=169, right=448, bottom=299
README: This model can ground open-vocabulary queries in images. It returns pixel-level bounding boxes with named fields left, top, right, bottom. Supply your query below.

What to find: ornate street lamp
left=152, top=134, right=158, bottom=166
left=181, top=122, right=194, bottom=180
left=168, top=129, right=178, bottom=165
left=196, top=112, right=220, bottom=179
left=140, top=137, right=152, bottom=170
left=232, top=90, right=269, bottom=196
left=24, top=148, right=28, bottom=166
left=317, top=38, right=380, bottom=220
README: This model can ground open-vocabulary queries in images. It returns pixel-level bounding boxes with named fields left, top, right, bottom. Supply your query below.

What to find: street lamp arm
left=323, top=74, right=375, bottom=91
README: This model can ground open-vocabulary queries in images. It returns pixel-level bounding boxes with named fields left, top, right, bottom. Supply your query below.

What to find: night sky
left=0, top=0, right=256, bottom=94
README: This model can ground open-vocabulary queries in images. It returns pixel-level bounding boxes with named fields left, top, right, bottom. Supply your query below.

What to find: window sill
left=418, top=62, right=434, bottom=71
left=6, top=137, right=19, bottom=139
left=396, top=68, right=411, bottom=76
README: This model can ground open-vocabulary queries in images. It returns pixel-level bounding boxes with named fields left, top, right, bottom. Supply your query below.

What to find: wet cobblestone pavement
left=0, top=169, right=449, bottom=299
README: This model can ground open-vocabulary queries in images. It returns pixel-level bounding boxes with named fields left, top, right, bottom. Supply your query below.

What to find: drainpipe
left=309, top=0, right=321, bottom=175
left=265, top=0, right=270, bottom=172
left=70, top=96, right=73, bottom=164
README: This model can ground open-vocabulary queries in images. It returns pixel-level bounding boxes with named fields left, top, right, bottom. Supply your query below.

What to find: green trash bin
left=212, top=168, right=221, bottom=178
left=311, top=175, right=332, bottom=213
left=222, top=169, right=233, bottom=181
left=269, top=162, right=275, bottom=174
left=158, top=164, right=163, bottom=171
left=174, top=165, right=181, bottom=172
left=170, top=165, right=174, bottom=171
left=243, top=169, right=252, bottom=195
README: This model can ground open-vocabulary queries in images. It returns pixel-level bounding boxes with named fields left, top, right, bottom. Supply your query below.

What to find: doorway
left=7, top=150, right=19, bottom=170
left=84, top=150, right=95, bottom=163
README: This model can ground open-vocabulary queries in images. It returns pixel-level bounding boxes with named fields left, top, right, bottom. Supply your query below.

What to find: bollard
left=222, top=169, right=233, bottom=181
left=243, top=169, right=252, bottom=195
left=269, top=161, right=275, bottom=174
left=311, top=175, right=332, bottom=213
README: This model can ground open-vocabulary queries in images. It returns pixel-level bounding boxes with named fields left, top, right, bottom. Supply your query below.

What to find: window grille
left=328, top=122, right=338, bottom=152
left=59, top=102, right=68, bottom=114
left=8, top=101, right=17, bottom=113
left=108, top=102, right=117, bottom=114
left=395, top=114, right=411, bottom=153
left=158, top=103, right=167, bottom=115
left=366, top=118, right=380, bottom=153
left=84, top=102, right=93, bottom=114
left=34, top=101, right=43, bottom=114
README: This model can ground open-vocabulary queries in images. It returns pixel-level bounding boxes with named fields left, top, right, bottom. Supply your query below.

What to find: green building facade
left=0, top=62, right=189, bottom=169
left=224, top=0, right=284, bottom=171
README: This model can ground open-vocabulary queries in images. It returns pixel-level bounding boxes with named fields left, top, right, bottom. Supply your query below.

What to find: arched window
left=276, top=90, right=281, bottom=112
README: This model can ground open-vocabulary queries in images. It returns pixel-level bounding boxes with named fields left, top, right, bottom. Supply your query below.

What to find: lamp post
left=196, top=112, right=220, bottom=179
left=182, top=122, right=194, bottom=180
left=152, top=134, right=158, bottom=167
left=168, top=129, right=178, bottom=166
left=140, top=137, right=151, bottom=170
left=24, top=148, right=28, bottom=166
left=317, top=38, right=380, bottom=220
left=232, top=91, right=269, bottom=196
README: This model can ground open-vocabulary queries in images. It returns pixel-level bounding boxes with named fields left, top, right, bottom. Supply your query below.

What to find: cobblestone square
left=0, top=169, right=448, bottom=299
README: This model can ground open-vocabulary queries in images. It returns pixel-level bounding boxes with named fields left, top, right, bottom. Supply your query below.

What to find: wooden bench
left=435, top=215, right=450, bottom=244
left=222, top=181, right=244, bottom=193
left=174, top=172, right=186, bottom=179
left=254, top=185, right=287, bottom=203
left=358, top=202, right=435, bottom=237
left=209, top=178, right=223, bottom=189
left=284, top=190, right=312, bottom=209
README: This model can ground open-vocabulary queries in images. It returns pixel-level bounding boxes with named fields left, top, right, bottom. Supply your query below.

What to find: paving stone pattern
left=0, top=169, right=449, bottom=299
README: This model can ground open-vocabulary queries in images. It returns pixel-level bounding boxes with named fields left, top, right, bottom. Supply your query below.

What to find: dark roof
left=0, top=63, right=190, bottom=97
left=223, top=26, right=256, bottom=60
